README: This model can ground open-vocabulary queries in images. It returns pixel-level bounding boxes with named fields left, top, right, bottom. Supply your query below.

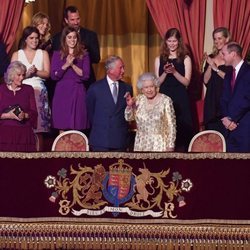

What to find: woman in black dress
left=155, top=28, right=193, bottom=152
left=203, top=27, right=231, bottom=135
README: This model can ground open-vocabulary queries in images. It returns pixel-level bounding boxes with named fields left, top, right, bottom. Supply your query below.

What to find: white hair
left=137, top=72, right=159, bottom=89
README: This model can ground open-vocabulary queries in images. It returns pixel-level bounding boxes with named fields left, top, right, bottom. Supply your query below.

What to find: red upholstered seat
left=51, top=130, right=89, bottom=151
left=188, top=130, right=226, bottom=152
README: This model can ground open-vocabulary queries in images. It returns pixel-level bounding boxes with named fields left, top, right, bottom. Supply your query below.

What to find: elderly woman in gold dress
left=125, top=72, right=176, bottom=152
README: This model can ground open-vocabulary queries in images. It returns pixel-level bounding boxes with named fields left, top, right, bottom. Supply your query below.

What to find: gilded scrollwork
left=44, top=159, right=193, bottom=218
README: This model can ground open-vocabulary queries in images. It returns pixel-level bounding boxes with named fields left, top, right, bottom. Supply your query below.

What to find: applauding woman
left=0, top=61, right=37, bottom=152
left=125, top=72, right=176, bottom=152
left=155, top=28, right=193, bottom=151
left=203, top=27, right=231, bottom=134
left=11, top=26, right=50, bottom=150
left=50, top=26, right=90, bottom=133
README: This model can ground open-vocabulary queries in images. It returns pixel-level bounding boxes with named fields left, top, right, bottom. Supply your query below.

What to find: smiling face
left=36, top=17, right=49, bottom=36
left=25, top=32, right=39, bottom=49
left=65, top=31, right=78, bottom=49
left=65, top=11, right=81, bottom=30
left=213, top=31, right=229, bottom=51
left=141, top=80, right=157, bottom=99
left=166, top=36, right=179, bottom=52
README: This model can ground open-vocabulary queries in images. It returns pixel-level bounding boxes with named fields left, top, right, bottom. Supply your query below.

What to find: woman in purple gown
left=0, top=61, right=38, bottom=152
left=51, top=26, right=90, bottom=133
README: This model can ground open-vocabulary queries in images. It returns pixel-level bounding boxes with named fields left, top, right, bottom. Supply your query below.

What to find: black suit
left=0, top=42, right=10, bottom=78
left=51, top=27, right=100, bottom=87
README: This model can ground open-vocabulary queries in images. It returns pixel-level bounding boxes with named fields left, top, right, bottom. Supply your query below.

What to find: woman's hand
left=164, top=63, right=176, bottom=74
left=125, top=92, right=135, bottom=107
left=26, top=65, right=37, bottom=77
left=66, top=54, right=75, bottom=67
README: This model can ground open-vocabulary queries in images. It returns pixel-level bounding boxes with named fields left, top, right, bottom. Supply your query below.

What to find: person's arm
left=72, top=52, right=90, bottom=80
left=124, top=93, right=136, bottom=121
left=172, top=56, right=192, bottom=87
left=204, top=55, right=226, bottom=85
left=50, top=51, right=67, bottom=80
left=163, top=97, right=176, bottom=151
left=10, top=51, right=18, bottom=62
left=155, top=56, right=168, bottom=85
left=35, top=50, right=50, bottom=79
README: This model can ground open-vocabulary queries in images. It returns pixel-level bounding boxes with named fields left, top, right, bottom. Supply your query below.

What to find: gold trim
left=0, top=217, right=250, bottom=225
left=0, top=221, right=249, bottom=250
left=1, top=151, right=250, bottom=160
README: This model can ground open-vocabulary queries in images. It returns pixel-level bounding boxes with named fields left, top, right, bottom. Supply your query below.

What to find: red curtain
left=146, top=0, right=206, bottom=69
left=213, top=0, right=250, bottom=58
left=146, top=0, right=206, bottom=131
left=0, top=0, right=24, bottom=53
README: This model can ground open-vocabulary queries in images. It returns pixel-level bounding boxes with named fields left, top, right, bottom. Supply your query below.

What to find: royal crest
left=44, top=160, right=193, bottom=218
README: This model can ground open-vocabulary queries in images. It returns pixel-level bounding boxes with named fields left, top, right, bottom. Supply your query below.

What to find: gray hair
left=104, top=55, right=122, bottom=71
left=4, top=61, right=26, bottom=85
left=137, top=72, right=159, bottom=89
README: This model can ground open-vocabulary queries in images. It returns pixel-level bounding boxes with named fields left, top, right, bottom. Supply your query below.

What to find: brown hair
left=160, top=28, right=188, bottom=63
left=60, top=26, right=85, bottom=59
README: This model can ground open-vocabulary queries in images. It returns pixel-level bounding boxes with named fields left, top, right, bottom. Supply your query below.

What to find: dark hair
left=160, top=28, right=188, bottom=63
left=64, top=6, right=79, bottom=19
left=226, top=42, right=243, bottom=57
left=60, top=26, right=85, bottom=59
left=19, top=26, right=40, bottom=49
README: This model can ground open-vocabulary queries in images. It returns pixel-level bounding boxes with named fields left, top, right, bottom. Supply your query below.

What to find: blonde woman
left=31, top=12, right=52, bottom=51
left=203, top=27, right=231, bottom=134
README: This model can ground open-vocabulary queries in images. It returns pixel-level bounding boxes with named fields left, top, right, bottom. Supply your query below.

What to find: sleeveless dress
left=17, top=49, right=50, bottom=133
left=203, top=58, right=230, bottom=135
left=159, top=56, right=193, bottom=151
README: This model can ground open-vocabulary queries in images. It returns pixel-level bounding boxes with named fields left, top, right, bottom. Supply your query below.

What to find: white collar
left=235, top=59, right=244, bottom=77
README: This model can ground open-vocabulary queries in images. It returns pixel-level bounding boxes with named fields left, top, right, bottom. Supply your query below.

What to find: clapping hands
left=66, top=54, right=75, bottom=67
left=27, top=65, right=37, bottom=77
left=163, top=62, right=175, bottom=74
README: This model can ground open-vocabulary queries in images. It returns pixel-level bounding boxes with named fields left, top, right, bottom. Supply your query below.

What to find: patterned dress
left=17, top=49, right=50, bottom=132
left=125, top=94, right=176, bottom=152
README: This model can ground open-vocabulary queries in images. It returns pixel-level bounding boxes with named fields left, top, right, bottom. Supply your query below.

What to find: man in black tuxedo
left=0, top=41, right=9, bottom=79
left=51, top=6, right=100, bottom=87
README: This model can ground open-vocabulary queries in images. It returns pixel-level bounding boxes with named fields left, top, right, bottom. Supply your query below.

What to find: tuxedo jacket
left=51, top=27, right=100, bottom=86
left=86, top=77, right=133, bottom=149
left=220, top=61, right=250, bottom=152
